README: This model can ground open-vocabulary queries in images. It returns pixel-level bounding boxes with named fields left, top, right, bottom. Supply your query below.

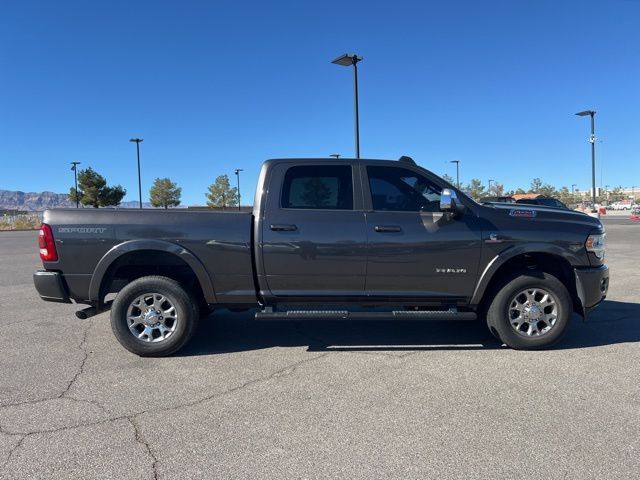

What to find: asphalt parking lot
left=1, top=217, right=639, bottom=479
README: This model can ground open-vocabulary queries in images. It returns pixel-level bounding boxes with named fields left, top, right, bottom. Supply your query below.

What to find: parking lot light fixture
left=575, top=110, right=597, bottom=211
left=129, top=138, right=144, bottom=209
left=70, top=162, right=81, bottom=208
left=450, top=160, right=460, bottom=188
left=332, top=53, right=363, bottom=159
left=488, top=179, right=495, bottom=194
left=234, top=169, right=243, bottom=211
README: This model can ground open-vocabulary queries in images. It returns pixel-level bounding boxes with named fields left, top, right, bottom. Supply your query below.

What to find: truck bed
left=42, top=209, right=256, bottom=304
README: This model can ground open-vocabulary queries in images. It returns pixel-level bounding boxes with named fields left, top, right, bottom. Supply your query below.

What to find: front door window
left=367, top=166, right=441, bottom=212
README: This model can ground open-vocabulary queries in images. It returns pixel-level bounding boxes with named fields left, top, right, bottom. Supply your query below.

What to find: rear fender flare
left=88, top=239, right=216, bottom=304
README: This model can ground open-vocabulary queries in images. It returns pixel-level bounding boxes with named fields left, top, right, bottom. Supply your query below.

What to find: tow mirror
left=440, top=188, right=466, bottom=217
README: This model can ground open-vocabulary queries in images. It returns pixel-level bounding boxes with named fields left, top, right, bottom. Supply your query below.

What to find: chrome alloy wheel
left=508, top=288, right=558, bottom=337
left=126, top=293, right=178, bottom=342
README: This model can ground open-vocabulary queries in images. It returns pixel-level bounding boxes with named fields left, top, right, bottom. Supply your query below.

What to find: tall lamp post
left=332, top=53, right=363, bottom=158
left=488, top=179, right=495, bottom=195
left=450, top=160, right=460, bottom=188
left=129, top=138, right=144, bottom=209
left=575, top=110, right=597, bottom=211
left=71, top=162, right=81, bottom=208
left=234, top=169, right=243, bottom=211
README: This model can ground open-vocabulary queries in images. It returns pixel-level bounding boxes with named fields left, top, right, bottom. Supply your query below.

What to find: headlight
left=585, top=233, right=606, bottom=259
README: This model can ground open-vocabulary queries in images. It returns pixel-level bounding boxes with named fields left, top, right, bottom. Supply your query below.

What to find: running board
left=254, top=309, right=477, bottom=321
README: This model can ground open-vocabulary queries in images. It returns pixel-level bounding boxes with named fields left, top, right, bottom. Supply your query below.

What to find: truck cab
left=255, top=157, right=482, bottom=303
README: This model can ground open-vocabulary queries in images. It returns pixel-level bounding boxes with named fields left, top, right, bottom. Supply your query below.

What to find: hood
left=483, top=203, right=604, bottom=232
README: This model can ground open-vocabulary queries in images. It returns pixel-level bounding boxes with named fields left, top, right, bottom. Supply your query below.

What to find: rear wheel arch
left=89, top=240, right=216, bottom=306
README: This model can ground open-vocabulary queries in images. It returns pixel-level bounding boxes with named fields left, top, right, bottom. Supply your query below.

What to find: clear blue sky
left=1, top=0, right=639, bottom=204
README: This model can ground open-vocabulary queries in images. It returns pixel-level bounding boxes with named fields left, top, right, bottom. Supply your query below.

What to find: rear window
left=281, top=165, right=353, bottom=210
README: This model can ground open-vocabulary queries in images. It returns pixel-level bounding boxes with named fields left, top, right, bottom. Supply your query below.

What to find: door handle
left=374, top=225, right=402, bottom=233
left=270, top=224, right=298, bottom=232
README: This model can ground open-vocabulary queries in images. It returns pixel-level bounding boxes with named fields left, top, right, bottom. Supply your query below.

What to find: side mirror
left=440, top=188, right=466, bottom=217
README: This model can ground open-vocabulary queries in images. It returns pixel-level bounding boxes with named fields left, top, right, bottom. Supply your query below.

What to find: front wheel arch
left=474, top=252, right=582, bottom=317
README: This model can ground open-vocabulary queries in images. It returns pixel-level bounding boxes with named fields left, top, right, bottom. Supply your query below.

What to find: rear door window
left=281, top=165, right=354, bottom=210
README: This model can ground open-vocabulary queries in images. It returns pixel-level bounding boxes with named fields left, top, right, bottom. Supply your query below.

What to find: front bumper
left=574, top=264, right=609, bottom=318
left=33, top=270, right=71, bottom=303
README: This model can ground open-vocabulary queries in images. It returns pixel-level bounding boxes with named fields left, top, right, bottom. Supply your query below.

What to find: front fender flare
left=470, top=243, right=582, bottom=306
left=88, top=239, right=216, bottom=304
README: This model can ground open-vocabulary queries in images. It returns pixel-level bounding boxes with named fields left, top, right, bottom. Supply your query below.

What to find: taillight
left=39, top=224, right=58, bottom=261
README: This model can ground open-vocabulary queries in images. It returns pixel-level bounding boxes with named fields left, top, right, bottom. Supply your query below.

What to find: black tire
left=486, top=271, right=572, bottom=350
left=110, top=276, right=199, bottom=357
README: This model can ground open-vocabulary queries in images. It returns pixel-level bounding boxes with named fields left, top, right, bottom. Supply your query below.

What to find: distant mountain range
left=0, top=189, right=153, bottom=211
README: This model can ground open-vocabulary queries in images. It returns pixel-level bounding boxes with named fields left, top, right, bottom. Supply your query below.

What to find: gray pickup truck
left=34, top=157, right=609, bottom=356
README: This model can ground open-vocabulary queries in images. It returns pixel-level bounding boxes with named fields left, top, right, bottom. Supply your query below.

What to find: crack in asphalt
left=59, top=321, right=92, bottom=399
left=0, top=416, right=126, bottom=438
left=147, top=351, right=331, bottom=416
left=0, top=395, right=107, bottom=414
left=128, top=417, right=159, bottom=480
left=0, top=351, right=332, bottom=474
left=1, top=434, right=26, bottom=473
left=1, top=352, right=330, bottom=436
left=0, top=344, right=418, bottom=476
left=0, top=321, right=108, bottom=415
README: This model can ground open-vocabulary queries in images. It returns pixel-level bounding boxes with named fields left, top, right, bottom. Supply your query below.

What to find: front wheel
left=486, top=272, right=572, bottom=350
left=111, top=276, right=199, bottom=356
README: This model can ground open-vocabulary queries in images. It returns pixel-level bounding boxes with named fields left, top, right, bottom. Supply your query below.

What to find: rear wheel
left=486, top=271, right=572, bottom=349
left=111, top=276, right=199, bottom=356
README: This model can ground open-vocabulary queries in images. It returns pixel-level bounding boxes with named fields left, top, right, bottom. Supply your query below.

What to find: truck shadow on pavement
left=179, top=300, right=640, bottom=356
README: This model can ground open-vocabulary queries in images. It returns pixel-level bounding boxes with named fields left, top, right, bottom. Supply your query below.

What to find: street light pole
left=575, top=110, right=597, bottom=211
left=332, top=53, right=363, bottom=158
left=71, top=162, right=81, bottom=208
left=234, top=169, right=243, bottom=211
left=129, top=138, right=144, bottom=209
left=488, top=179, right=495, bottom=194
left=450, top=160, right=460, bottom=188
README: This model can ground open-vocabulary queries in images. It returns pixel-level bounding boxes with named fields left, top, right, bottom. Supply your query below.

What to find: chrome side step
left=254, top=309, right=476, bottom=321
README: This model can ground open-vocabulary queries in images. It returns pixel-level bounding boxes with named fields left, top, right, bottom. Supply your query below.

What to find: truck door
left=363, top=164, right=483, bottom=300
left=260, top=163, right=367, bottom=298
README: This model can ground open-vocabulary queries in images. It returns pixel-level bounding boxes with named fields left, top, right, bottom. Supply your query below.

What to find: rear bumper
left=33, top=270, right=71, bottom=303
left=574, top=264, right=609, bottom=317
